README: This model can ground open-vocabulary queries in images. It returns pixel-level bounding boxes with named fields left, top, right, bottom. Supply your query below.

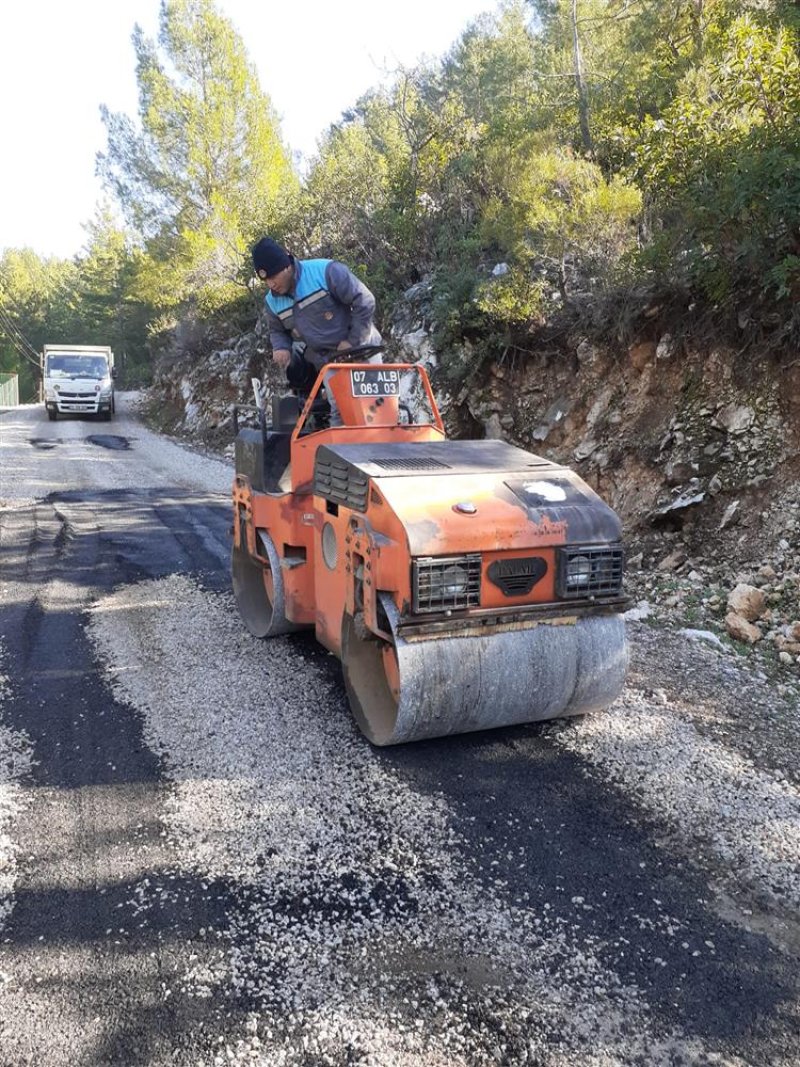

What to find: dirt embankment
left=442, top=327, right=800, bottom=676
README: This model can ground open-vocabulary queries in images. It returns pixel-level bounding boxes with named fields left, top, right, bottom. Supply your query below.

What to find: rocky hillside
left=142, top=282, right=800, bottom=679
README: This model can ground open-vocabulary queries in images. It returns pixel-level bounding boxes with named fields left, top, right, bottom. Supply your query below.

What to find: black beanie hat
left=252, top=237, right=291, bottom=276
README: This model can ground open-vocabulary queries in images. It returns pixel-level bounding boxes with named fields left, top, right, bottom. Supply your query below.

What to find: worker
left=251, top=237, right=382, bottom=423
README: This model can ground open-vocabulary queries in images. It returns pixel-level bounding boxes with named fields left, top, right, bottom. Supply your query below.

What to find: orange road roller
left=231, top=348, right=629, bottom=745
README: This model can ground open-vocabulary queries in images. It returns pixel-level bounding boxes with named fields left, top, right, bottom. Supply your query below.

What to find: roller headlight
left=413, top=554, right=482, bottom=613
left=566, top=554, right=593, bottom=589
left=557, top=545, right=624, bottom=599
left=439, top=564, right=469, bottom=597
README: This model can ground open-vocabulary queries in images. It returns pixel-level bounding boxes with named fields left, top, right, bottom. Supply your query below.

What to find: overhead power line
left=0, top=311, right=40, bottom=368
left=0, top=303, right=42, bottom=370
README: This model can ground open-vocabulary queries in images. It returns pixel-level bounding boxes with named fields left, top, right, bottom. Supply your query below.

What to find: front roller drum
left=231, top=526, right=300, bottom=638
left=342, top=595, right=628, bottom=746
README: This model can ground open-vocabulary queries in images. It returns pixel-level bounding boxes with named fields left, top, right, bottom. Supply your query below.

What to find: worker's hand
left=273, top=348, right=291, bottom=369
left=336, top=340, right=352, bottom=353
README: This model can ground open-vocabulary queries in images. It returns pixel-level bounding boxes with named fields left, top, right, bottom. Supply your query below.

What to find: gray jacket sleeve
left=325, top=261, right=381, bottom=348
left=265, top=302, right=292, bottom=353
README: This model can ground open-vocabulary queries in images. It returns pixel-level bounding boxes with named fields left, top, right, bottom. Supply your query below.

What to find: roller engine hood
left=313, top=440, right=621, bottom=555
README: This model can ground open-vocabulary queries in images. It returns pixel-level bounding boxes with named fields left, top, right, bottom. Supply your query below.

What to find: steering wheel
left=332, top=344, right=386, bottom=363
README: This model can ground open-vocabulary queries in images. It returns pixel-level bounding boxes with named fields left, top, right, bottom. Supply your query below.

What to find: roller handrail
left=290, top=358, right=444, bottom=441
left=231, top=401, right=268, bottom=454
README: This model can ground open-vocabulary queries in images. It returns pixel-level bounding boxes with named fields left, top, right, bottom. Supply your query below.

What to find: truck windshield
left=46, top=356, right=109, bottom=379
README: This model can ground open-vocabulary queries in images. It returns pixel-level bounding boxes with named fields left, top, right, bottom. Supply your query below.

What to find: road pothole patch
left=28, top=438, right=60, bottom=450
left=86, top=434, right=131, bottom=450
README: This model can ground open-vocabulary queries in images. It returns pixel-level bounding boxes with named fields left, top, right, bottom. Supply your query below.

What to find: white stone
left=716, top=404, right=755, bottom=435
left=398, top=328, right=435, bottom=363
left=718, top=500, right=740, bottom=530
left=679, top=629, right=728, bottom=652
left=656, top=334, right=675, bottom=360
left=625, top=601, right=652, bottom=621
left=574, top=437, right=599, bottom=460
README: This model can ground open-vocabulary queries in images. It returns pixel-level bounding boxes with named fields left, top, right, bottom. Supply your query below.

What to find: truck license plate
left=350, top=368, right=400, bottom=397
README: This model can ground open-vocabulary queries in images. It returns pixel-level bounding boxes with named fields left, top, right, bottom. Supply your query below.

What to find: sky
left=0, top=0, right=497, bottom=262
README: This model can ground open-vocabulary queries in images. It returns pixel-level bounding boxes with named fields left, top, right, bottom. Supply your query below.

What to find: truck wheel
left=47, top=409, right=57, bottom=422
left=102, top=410, right=112, bottom=422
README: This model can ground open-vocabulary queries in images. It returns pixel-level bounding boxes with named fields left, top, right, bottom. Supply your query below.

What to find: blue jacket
left=265, top=258, right=381, bottom=363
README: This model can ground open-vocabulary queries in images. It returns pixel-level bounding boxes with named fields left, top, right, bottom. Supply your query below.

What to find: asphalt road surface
left=0, top=396, right=798, bottom=1067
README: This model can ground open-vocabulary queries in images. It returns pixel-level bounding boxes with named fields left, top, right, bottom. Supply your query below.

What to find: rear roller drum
left=341, top=608, right=403, bottom=747
left=231, top=525, right=300, bottom=638
left=342, top=594, right=628, bottom=746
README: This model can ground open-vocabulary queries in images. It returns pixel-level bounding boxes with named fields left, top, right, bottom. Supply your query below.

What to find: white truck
left=41, top=345, right=116, bottom=421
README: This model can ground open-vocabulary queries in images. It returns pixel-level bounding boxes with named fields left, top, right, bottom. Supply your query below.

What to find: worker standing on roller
left=251, top=237, right=382, bottom=422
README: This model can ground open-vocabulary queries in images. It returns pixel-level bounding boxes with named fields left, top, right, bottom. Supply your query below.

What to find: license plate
left=350, top=368, right=400, bottom=397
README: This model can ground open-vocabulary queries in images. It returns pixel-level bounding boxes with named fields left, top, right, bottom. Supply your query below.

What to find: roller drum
left=231, top=527, right=300, bottom=638
left=343, top=595, right=628, bottom=746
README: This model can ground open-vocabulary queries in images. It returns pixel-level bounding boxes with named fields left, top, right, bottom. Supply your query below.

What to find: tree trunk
left=571, top=0, right=594, bottom=157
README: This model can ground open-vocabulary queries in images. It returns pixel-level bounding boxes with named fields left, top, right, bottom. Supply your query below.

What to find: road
left=0, top=396, right=798, bottom=1067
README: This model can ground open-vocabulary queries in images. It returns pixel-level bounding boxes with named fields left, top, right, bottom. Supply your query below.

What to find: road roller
left=231, top=348, right=628, bottom=745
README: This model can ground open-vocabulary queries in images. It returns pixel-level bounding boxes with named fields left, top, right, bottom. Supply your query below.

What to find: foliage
left=528, top=0, right=749, bottom=167
left=633, top=16, right=800, bottom=305
left=481, top=140, right=642, bottom=296
left=98, top=0, right=296, bottom=314
left=8, top=0, right=800, bottom=394
left=76, top=207, right=156, bottom=384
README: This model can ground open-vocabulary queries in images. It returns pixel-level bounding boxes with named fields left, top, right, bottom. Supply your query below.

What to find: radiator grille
left=412, top=554, right=482, bottom=614
left=557, top=545, right=624, bottom=599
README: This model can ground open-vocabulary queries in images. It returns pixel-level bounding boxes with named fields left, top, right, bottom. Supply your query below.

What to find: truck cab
left=42, top=345, right=115, bottom=421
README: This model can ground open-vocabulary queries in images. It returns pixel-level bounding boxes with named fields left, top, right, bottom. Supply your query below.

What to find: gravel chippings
left=552, top=669, right=800, bottom=912
left=0, top=645, right=34, bottom=935
left=86, top=575, right=724, bottom=1067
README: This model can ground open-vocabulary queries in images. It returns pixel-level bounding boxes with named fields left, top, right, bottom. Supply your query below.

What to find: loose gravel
left=0, top=645, right=33, bottom=933
left=551, top=674, right=800, bottom=912
left=87, top=574, right=734, bottom=1067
